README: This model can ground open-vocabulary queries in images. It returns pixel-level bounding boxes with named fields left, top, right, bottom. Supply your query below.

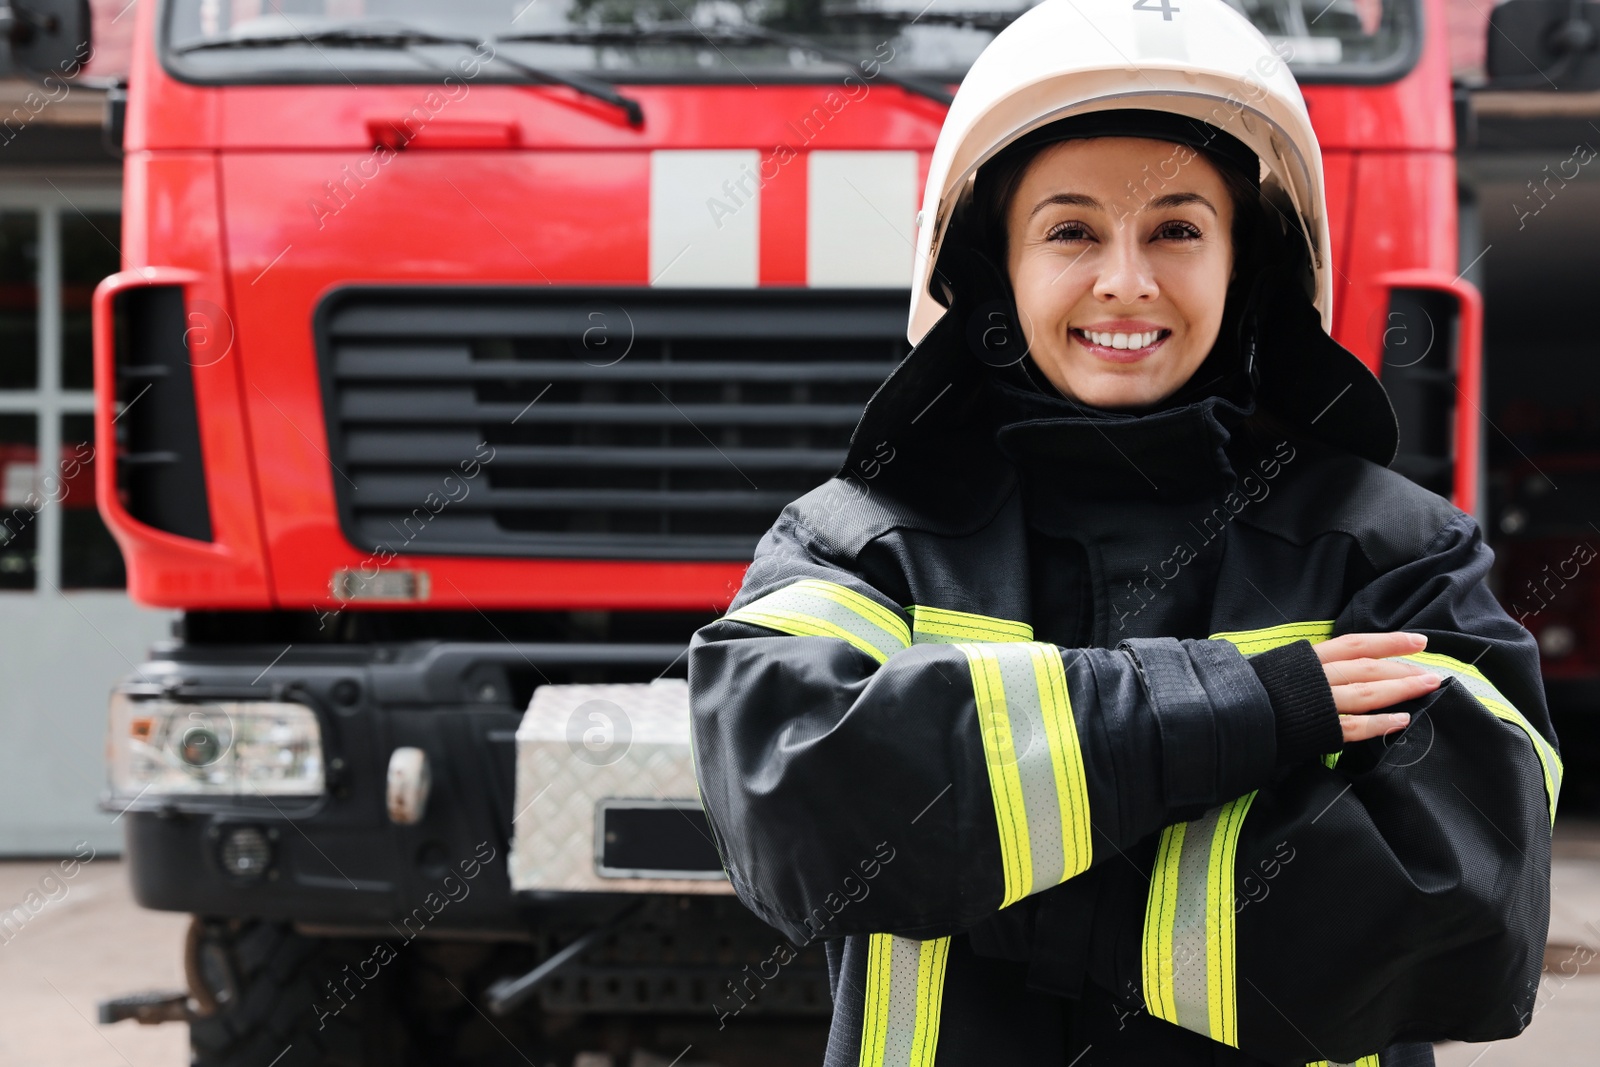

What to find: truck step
left=96, top=990, right=191, bottom=1025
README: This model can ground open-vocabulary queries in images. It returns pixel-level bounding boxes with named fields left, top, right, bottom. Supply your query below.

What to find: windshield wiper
left=817, top=8, right=1021, bottom=30
left=173, top=25, right=478, bottom=51
left=174, top=25, right=645, bottom=126
left=499, top=24, right=955, bottom=105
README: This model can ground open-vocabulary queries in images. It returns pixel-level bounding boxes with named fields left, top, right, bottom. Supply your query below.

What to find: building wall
left=0, top=176, right=175, bottom=856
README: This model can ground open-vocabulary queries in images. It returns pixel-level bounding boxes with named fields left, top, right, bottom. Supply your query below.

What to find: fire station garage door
left=0, top=186, right=176, bottom=856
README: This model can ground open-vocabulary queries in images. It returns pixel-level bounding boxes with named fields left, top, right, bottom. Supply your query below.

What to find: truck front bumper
left=107, top=638, right=722, bottom=934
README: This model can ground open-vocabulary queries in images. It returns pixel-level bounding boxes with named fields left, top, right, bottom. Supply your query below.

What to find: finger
left=1331, top=672, right=1441, bottom=715
left=1314, top=631, right=1428, bottom=665
left=1341, top=711, right=1412, bottom=744
left=1323, top=656, right=1434, bottom=687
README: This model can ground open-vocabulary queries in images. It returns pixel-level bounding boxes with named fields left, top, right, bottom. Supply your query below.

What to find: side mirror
left=0, top=0, right=92, bottom=80
left=1487, top=0, right=1600, bottom=90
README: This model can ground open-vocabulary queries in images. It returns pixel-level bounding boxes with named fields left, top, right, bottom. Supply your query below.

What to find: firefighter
left=687, top=1, right=1559, bottom=1064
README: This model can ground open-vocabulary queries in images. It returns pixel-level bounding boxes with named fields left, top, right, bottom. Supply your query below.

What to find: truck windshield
left=162, top=0, right=1419, bottom=85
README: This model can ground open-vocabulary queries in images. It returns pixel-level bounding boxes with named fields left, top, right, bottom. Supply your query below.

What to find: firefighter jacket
left=686, top=289, right=1560, bottom=1067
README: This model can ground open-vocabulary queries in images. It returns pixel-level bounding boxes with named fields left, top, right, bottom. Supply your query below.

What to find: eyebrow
left=1030, top=192, right=1107, bottom=217
left=1152, top=194, right=1209, bottom=217
left=1028, top=191, right=1218, bottom=219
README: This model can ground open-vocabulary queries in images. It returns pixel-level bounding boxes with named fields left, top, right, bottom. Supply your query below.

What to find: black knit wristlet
left=1247, top=639, right=1344, bottom=767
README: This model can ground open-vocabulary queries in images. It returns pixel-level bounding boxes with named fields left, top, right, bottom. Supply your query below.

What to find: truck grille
left=316, top=289, right=907, bottom=560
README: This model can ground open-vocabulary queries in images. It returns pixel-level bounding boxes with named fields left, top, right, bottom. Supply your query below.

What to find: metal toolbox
left=509, top=679, right=732, bottom=895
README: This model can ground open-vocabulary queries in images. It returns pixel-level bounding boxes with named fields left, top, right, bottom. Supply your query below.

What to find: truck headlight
left=108, top=694, right=325, bottom=799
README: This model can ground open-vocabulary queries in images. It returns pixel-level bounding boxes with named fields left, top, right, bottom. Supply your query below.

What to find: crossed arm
left=687, top=511, right=1558, bottom=1062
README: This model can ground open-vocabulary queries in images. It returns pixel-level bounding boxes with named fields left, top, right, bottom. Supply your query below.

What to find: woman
left=687, top=1, right=1559, bottom=1064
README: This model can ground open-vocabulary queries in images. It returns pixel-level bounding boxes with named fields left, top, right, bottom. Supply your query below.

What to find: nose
left=1091, top=230, right=1159, bottom=305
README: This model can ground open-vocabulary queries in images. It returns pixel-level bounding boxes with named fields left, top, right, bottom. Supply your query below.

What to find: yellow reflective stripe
left=1209, top=620, right=1336, bottom=656
left=1211, top=621, right=1341, bottom=768
left=964, top=646, right=1031, bottom=906
left=1142, top=820, right=1186, bottom=1025
left=909, top=605, right=1033, bottom=644
left=958, top=642, right=1093, bottom=908
left=804, top=580, right=910, bottom=641
left=1207, top=791, right=1255, bottom=1047
left=860, top=933, right=891, bottom=1065
left=909, top=936, right=949, bottom=1067
left=1398, top=650, right=1562, bottom=824
left=1140, top=792, right=1257, bottom=1045
left=1307, top=1056, right=1381, bottom=1066
left=858, top=934, right=950, bottom=1067
left=725, top=578, right=911, bottom=665
left=1035, top=645, right=1093, bottom=887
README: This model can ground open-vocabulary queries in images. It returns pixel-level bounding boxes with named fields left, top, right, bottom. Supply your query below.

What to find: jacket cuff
left=1246, top=639, right=1343, bottom=766
left=1120, top=637, right=1277, bottom=808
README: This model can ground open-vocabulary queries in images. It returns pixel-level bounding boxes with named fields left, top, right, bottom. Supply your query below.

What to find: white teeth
left=1083, top=329, right=1161, bottom=349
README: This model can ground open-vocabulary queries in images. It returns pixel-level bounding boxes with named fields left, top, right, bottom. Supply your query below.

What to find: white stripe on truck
left=649, top=149, right=762, bottom=288
left=807, top=150, right=919, bottom=288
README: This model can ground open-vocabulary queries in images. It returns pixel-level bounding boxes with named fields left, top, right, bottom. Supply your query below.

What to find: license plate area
left=595, top=799, right=724, bottom=880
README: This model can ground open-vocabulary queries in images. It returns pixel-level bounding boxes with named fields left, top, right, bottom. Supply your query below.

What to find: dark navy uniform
left=687, top=255, right=1558, bottom=1067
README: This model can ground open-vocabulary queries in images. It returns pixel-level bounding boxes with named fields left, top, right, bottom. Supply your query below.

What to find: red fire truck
left=71, top=0, right=1487, bottom=1062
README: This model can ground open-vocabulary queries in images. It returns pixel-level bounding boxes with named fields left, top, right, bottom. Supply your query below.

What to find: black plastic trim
left=1382, top=286, right=1460, bottom=499
left=313, top=285, right=906, bottom=563
left=111, top=285, right=214, bottom=542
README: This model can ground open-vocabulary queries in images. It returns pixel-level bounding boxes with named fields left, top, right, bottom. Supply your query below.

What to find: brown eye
left=1045, top=222, right=1091, bottom=242
left=1156, top=221, right=1202, bottom=240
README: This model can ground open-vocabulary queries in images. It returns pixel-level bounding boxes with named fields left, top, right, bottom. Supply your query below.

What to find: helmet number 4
left=1132, top=0, right=1180, bottom=19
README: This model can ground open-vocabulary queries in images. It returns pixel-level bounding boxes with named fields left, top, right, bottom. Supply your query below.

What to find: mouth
left=1070, top=327, right=1172, bottom=363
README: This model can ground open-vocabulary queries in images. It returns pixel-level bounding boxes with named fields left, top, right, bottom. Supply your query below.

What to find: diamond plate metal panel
left=509, top=679, right=732, bottom=894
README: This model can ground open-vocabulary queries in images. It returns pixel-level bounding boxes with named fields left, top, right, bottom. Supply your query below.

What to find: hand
left=1314, top=632, right=1441, bottom=744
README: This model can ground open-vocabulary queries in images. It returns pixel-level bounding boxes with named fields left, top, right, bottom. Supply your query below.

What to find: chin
left=1029, top=342, right=1193, bottom=409
left=1048, top=365, right=1175, bottom=411
left=1077, top=387, right=1168, bottom=411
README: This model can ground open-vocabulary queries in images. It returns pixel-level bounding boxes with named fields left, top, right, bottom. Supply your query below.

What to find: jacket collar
left=984, top=376, right=1255, bottom=505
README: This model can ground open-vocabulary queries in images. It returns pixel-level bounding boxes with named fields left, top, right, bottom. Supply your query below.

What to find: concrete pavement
left=4, top=823, right=1599, bottom=1065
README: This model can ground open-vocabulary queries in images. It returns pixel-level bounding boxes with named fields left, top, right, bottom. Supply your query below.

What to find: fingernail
left=1421, top=672, right=1442, bottom=685
left=1391, top=713, right=1411, bottom=725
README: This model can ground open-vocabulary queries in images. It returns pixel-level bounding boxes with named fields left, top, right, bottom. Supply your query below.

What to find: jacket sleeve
left=1077, top=511, right=1559, bottom=1064
left=687, top=504, right=1334, bottom=947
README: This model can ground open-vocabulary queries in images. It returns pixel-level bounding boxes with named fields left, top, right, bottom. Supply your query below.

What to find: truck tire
left=181, top=914, right=827, bottom=1066
left=187, top=918, right=414, bottom=1067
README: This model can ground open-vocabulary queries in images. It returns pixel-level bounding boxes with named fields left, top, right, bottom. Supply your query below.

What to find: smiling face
left=1003, top=137, right=1237, bottom=410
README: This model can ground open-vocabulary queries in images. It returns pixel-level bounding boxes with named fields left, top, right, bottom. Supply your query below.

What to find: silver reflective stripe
left=858, top=934, right=949, bottom=1067
left=958, top=642, right=1092, bottom=908
left=1399, top=651, right=1562, bottom=824
left=724, top=578, right=911, bottom=665
left=1169, top=805, right=1219, bottom=1035
left=1141, top=792, right=1257, bottom=1047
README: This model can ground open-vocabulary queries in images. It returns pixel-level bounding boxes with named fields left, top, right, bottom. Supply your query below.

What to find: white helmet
left=910, top=0, right=1332, bottom=343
